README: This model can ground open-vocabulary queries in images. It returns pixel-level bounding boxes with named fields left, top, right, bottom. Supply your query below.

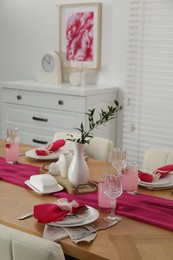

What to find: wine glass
left=112, top=148, right=127, bottom=175
left=104, top=172, right=123, bottom=222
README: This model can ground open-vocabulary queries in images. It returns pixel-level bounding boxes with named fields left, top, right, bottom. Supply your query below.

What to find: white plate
left=138, top=172, right=173, bottom=188
left=24, top=180, right=64, bottom=194
left=48, top=206, right=99, bottom=227
left=25, top=148, right=65, bottom=160
left=50, top=209, right=89, bottom=226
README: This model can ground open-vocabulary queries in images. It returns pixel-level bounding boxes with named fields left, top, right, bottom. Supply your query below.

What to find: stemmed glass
left=112, top=148, right=127, bottom=175
left=104, top=172, right=122, bottom=222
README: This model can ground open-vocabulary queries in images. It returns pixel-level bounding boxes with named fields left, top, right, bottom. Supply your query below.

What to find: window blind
left=122, top=0, right=173, bottom=166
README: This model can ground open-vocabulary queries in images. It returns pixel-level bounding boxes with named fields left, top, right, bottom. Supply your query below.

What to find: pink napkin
left=138, top=164, right=173, bottom=182
left=34, top=199, right=87, bottom=224
left=36, top=139, right=65, bottom=156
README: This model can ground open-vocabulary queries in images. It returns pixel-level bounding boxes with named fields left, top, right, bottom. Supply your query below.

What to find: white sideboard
left=1, top=80, right=118, bottom=146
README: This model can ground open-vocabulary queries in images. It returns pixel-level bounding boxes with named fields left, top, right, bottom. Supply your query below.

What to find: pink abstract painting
left=66, top=12, right=94, bottom=62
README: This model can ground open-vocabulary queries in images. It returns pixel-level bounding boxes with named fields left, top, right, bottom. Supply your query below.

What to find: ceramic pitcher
left=58, top=152, right=73, bottom=178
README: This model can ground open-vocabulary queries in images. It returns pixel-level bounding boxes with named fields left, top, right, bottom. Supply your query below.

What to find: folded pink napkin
left=138, top=164, right=173, bottom=182
left=34, top=198, right=87, bottom=223
left=138, top=172, right=154, bottom=182
left=36, top=139, right=65, bottom=156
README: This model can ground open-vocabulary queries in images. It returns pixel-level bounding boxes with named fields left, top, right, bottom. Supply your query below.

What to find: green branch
left=67, top=100, right=123, bottom=144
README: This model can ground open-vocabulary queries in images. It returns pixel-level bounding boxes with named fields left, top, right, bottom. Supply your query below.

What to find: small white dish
left=25, top=174, right=63, bottom=194
left=48, top=206, right=99, bottom=227
left=25, top=148, right=65, bottom=160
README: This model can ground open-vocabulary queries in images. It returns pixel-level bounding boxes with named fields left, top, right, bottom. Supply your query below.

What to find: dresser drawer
left=2, top=89, right=86, bottom=113
left=19, top=128, right=53, bottom=146
left=3, top=104, right=85, bottom=131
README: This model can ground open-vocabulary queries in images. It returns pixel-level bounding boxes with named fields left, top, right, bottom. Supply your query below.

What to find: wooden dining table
left=1, top=139, right=173, bottom=260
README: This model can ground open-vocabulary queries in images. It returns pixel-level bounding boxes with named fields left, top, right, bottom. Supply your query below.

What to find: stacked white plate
left=25, top=148, right=65, bottom=160
left=138, top=172, right=173, bottom=190
left=48, top=206, right=99, bottom=227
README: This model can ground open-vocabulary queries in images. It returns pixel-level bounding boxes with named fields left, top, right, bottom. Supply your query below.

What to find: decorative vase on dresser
left=0, top=80, right=118, bottom=146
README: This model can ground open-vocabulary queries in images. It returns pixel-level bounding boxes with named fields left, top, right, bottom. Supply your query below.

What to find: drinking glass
left=112, top=148, right=127, bottom=175
left=5, top=127, right=19, bottom=164
left=98, top=173, right=111, bottom=209
left=122, top=162, right=138, bottom=194
left=104, top=172, right=122, bottom=222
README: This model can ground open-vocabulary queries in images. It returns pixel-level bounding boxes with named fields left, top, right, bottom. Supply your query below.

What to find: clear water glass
left=112, top=148, right=127, bottom=174
left=104, top=172, right=123, bottom=222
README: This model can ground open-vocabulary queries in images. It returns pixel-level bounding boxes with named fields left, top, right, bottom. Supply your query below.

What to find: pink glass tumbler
left=5, top=127, right=19, bottom=164
left=122, top=162, right=138, bottom=194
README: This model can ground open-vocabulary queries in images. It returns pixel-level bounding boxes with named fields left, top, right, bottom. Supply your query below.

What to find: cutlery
left=72, top=217, right=121, bottom=240
left=18, top=212, right=33, bottom=220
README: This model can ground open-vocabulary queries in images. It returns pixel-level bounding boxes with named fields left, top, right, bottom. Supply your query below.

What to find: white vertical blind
left=122, top=0, right=173, bottom=166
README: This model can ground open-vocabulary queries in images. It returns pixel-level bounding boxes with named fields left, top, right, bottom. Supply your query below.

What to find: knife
left=18, top=212, right=33, bottom=220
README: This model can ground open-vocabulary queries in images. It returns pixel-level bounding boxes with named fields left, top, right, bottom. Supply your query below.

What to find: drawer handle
left=32, top=139, right=48, bottom=145
left=32, top=116, right=48, bottom=122
left=17, top=95, right=22, bottom=100
left=58, top=100, right=64, bottom=105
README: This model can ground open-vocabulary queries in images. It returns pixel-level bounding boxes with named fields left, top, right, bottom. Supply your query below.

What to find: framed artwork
left=59, top=2, right=102, bottom=70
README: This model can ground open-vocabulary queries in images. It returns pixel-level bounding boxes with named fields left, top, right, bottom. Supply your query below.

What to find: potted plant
left=67, top=100, right=123, bottom=188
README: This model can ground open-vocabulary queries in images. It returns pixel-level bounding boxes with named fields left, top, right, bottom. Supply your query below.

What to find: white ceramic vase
left=69, top=72, right=82, bottom=86
left=68, top=142, right=89, bottom=188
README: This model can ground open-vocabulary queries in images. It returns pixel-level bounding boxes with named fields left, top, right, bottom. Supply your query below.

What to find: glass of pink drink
left=122, top=162, right=138, bottom=194
left=5, top=127, right=19, bottom=164
left=6, top=142, right=19, bottom=164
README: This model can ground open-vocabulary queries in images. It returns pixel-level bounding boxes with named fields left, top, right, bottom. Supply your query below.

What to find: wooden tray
left=39, top=165, right=97, bottom=195
left=54, top=175, right=97, bottom=195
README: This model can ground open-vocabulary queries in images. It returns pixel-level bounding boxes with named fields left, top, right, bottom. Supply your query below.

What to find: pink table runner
left=1, top=157, right=173, bottom=232
left=0, top=157, right=39, bottom=186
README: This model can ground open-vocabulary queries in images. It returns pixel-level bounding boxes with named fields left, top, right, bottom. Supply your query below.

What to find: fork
left=72, top=217, right=121, bottom=240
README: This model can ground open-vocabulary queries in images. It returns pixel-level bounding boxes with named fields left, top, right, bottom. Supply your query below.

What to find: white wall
left=0, top=0, right=128, bottom=84
left=0, top=0, right=128, bottom=144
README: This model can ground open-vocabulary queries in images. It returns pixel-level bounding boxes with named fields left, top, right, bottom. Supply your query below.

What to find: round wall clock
left=39, top=51, right=62, bottom=84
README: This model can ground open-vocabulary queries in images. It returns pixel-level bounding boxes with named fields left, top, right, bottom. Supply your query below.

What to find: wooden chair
left=53, top=132, right=113, bottom=162
left=0, top=224, right=65, bottom=260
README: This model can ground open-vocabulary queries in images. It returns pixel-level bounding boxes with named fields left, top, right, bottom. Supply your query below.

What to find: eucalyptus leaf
left=68, top=100, right=123, bottom=144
